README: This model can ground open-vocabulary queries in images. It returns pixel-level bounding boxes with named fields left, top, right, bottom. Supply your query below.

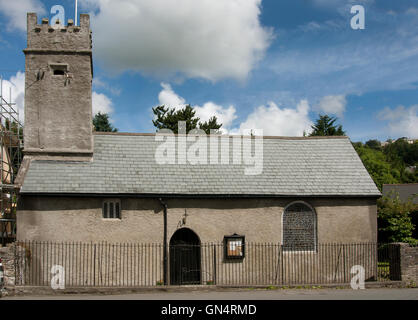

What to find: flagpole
left=75, top=0, right=78, bottom=26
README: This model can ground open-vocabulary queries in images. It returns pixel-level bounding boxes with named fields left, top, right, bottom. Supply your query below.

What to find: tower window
left=53, top=69, right=65, bottom=75
left=50, top=63, right=68, bottom=76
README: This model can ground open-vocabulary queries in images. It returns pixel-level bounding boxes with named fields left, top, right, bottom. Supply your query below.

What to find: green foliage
left=365, top=139, right=382, bottom=150
left=309, top=114, right=345, bottom=136
left=199, top=116, right=222, bottom=135
left=152, top=105, right=222, bottom=134
left=355, top=140, right=418, bottom=243
left=377, top=192, right=417, bottom=244
left=353, top=143, right=400, bottom=190
left=353, top=139, right=418, bottom=190
left=93, top=112, right=118, bottom=132
left=383, top=139, right=418, bottom=183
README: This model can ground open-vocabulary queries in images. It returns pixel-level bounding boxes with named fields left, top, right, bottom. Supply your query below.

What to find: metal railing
left=13, top=241, right=402, bottom=287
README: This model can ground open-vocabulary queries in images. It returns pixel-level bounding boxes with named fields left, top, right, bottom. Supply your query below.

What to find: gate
left=377, top=243, right=402, bottom=281
left=169, top=244, right=201, bottom=285
left=169, top=228, right=201, bottom=285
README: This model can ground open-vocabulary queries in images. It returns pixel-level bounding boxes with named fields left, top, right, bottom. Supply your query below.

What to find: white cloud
left=156, top=83, right=237, bottom=132
left=406, top=7, right=418, bottom=15
left=82, top=0, right=273, bottom=81
left=377, top=105, right=418, bottom=138
left=299, top=21, right=321, bottom=33
left=92, top=92, right=114, bottom=115
left=0, top=0, right=46, bottom=32
left=92, top=77, right=121, bottom=96
left=236, top=100, right=312, bottom=136
left=0, top=72, right=25, bottom=123
left=158, top=83, right=186, bottom=110
left=156, top=83, right=314, bottom=136
left=315, top=95, right=346, bottom=117
left=194, top=103, right=237, bottom=130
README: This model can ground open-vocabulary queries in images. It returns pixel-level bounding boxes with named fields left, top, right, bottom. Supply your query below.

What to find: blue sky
left=0, top=0, right=417, bottom=141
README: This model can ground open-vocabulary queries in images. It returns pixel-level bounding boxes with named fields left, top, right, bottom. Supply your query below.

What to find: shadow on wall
left=17, top=196, right=377, bottom=214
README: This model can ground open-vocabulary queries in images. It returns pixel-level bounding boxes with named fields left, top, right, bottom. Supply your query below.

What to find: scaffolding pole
left=0, top=76, right=23, bottom=245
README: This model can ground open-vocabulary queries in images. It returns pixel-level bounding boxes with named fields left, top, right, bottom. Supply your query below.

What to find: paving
left=3, top=287, right=417, bottom=300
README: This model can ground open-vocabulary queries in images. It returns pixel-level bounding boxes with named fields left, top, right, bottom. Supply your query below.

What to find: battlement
left=26, top=13, right=92, bottom=52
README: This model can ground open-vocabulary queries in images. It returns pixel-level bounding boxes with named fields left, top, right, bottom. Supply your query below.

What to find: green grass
left=378, top=261, right=390, bottom=280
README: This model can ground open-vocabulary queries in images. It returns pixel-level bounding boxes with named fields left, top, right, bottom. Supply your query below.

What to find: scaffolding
left=0, top=76, right=23, bottom=245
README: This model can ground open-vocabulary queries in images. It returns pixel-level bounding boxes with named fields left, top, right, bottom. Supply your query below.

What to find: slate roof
left=20, top=133, right=381, bottom=196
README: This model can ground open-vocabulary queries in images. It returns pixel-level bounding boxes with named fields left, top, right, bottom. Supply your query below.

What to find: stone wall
left=0, top=244, right=28, bottom=296
left=0, top=244, right=16, bottom=288
left=0, top=244, right=21, bottom=296
left=399, top=243, right=418, bottom=284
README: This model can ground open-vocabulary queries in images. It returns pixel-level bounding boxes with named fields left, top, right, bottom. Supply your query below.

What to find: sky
left=0, top=0, right=417, bottom=142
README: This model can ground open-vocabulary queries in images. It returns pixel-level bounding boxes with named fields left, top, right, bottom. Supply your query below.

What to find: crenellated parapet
left=26, top=13, right=92, bottom=52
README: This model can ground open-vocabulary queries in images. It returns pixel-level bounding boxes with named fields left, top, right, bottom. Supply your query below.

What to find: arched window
left=282, top=201, right=316, bottom=251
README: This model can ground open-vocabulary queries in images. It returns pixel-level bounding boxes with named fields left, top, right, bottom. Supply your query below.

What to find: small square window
left=102, top=199, right=121, bottom=219
left=50, top=63, right=68, bottom=76
left=224, top=234, right=245, bottom=260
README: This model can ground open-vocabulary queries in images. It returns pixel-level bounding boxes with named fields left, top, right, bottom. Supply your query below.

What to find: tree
left=93, top=112, right=118, bottom=132
left=365, top=139, right=381, bottom=150
left=383, top=139, right=418, bottom=184
left=199, top=116, right=222, bottom=135
left=353, top=138, right=418, bottom=190
left=353, top=143, right=400, bottom=190
left=152, top=105, right=223, bottom=134
left=377, top=192, right=417, bottom=244
left=309, top=114, right=345, bottom=136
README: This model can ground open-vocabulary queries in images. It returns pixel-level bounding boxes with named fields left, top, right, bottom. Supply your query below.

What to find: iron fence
left=13, top=241, right=402, bottom=287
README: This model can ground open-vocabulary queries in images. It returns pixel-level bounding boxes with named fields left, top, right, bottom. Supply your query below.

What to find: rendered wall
left=17, top=196, right=377, bottom=243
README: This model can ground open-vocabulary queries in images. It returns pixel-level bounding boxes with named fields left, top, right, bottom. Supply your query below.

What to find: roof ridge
left=93, top=132, right=349, bottom=140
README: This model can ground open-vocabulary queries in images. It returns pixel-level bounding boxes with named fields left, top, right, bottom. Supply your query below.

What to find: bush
left=377, top=191, right=417, bottom=244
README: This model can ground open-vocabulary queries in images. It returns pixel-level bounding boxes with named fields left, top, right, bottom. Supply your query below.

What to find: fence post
left=212, top=244, right=217, bottom=285
left=343, top=244, right=346, bottom=283
left=93, top=243, right=96, bottom=286
left=13, top=241, right=17, bottom=286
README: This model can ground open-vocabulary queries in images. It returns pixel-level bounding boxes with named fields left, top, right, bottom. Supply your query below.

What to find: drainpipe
left=159, top=198, right=168, bottom=285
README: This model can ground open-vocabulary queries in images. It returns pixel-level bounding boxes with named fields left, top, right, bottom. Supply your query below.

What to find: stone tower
left=23, top=13, right=93, bottom=160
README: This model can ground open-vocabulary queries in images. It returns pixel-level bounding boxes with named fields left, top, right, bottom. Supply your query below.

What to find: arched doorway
left=169, top=228, right=201, bottom=285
